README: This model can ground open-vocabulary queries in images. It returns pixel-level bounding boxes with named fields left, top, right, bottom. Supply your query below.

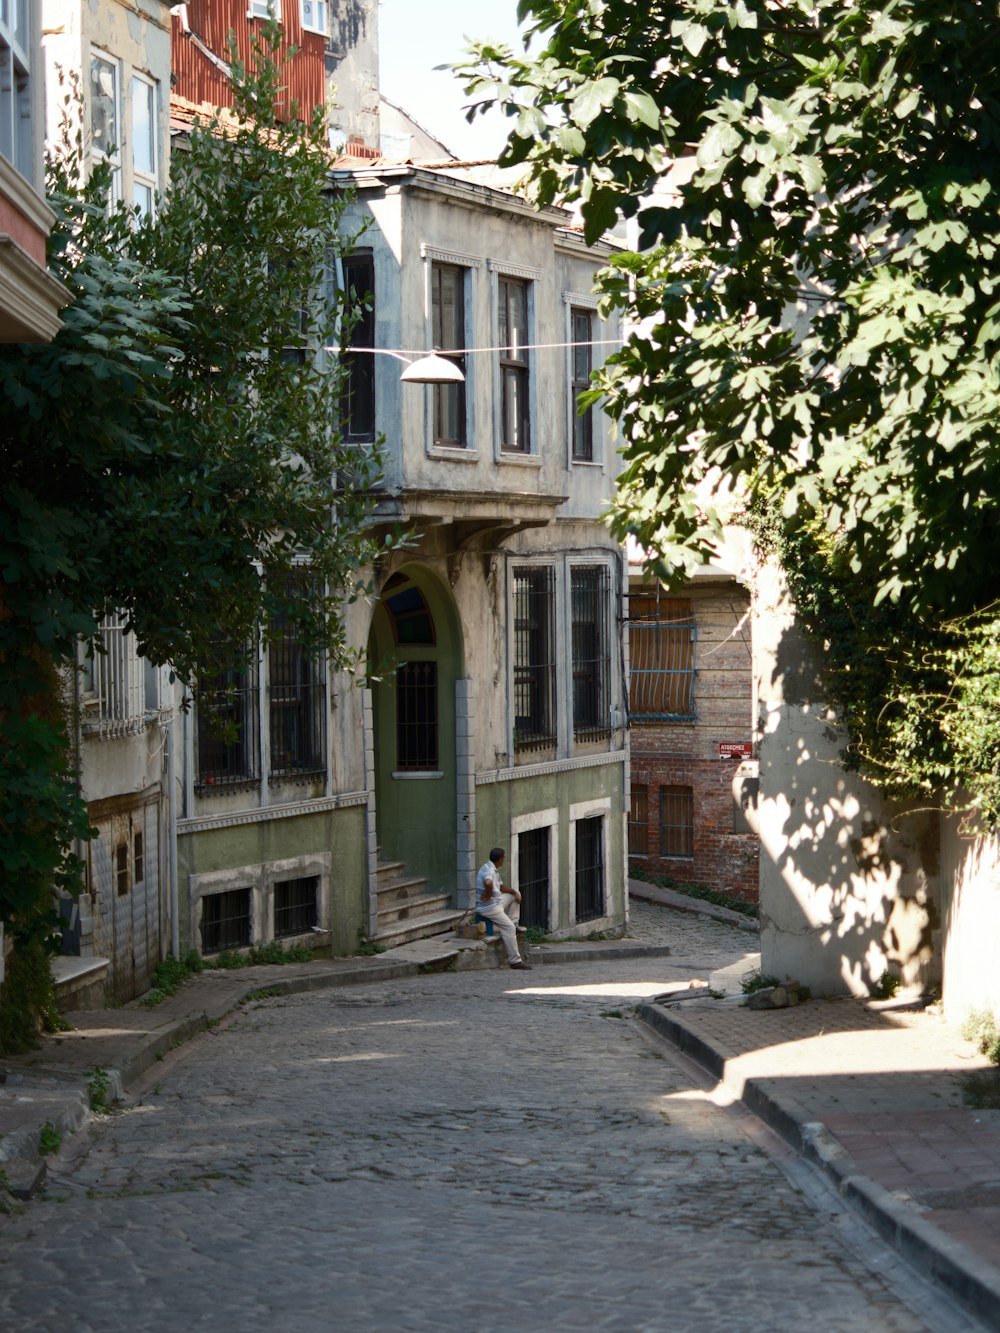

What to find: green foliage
left=523, top=925, right=549, bottom=944
left=141, top=951, right=205, bottom=1007
left=740, top=969, right=782, bottom=995
left=86, top=1066, right=112, bottom=1114
left=458, top=0, right=1000, bottom=822
left=38, top=1123, right=62, bottom=1156
left=206, top=941, right=312, bottom=969
left=353, top=939, right=387, bottom=956
left=0, top=935, right=61, bottom=1054
left=872, top=969, right=901, bottom=1001
left=961, top=1008, right=1000, bottom=1065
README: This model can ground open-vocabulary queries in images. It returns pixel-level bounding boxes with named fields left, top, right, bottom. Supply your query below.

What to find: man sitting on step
left=475, top=847, right=530, bottom=970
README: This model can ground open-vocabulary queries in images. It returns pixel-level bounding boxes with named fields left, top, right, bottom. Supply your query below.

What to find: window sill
left=391, top=770, right=444, bottom=780
left=571, top=458, right=604, bottom=469
left=497, top=452, right=542, bottom=467
left=427, top=445, right=479, bottom=462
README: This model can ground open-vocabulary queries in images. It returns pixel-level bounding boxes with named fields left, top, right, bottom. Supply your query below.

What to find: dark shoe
left=509, top=960, right=532, bottom=970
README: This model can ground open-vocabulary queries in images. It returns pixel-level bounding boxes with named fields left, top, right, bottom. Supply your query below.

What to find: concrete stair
left=370, top=859, right=465, bottom=949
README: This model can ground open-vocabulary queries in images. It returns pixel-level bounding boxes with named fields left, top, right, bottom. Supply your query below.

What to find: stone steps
left=369, top=860, right=465, bottom=949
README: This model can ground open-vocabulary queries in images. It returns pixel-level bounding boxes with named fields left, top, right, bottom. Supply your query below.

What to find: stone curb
left=637, top=1001, right=1000, bottom=1333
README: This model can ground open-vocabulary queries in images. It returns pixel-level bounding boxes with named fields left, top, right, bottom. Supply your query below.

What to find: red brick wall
left=628, top=578, right=759, bottom=903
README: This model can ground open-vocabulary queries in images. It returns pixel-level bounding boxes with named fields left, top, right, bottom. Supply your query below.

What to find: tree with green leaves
left=457, top=0, right=1000, bottom=821
left=0, top=32, right=383, bottom=1048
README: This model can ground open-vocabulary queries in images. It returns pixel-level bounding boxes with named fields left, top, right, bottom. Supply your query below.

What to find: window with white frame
left=249, top=0, right=282, bottom=19
left=431, top=262, right=467, bottom=446
left=130, top=73, right=157, bottom=217
left=301, top=0, right=327, bottom=34
left=498, top=275, right=531, bottom=452
left=570, top=307, right=594, bottom=461
left=0, top=1, right=32, bottom=176
left=571, top=565, right=611, bottom=741
left=89, top=49, right=121, bottom=203
left=512, top=565, right=556, bottom=752
left=574, top=814, right=605, bottom=923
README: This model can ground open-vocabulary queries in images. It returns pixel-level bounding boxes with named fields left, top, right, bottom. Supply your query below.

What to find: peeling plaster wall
left=755, top=558, right=941, bottom=997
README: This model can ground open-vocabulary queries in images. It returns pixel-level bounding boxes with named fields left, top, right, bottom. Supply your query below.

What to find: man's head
left=490, top=846, right=505, bottom=867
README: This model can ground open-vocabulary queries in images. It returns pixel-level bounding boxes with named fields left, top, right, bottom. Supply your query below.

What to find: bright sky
left=377, top=0, right=527, bottom=159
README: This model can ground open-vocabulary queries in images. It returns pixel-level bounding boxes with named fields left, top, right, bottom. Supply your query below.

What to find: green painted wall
left=475, top=762, right=627, bottom=930
left=177, top=804, right=367, bottom=956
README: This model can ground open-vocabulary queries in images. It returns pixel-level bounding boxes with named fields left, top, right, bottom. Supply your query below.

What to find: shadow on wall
left=755, top=559, right=939, bottom=1000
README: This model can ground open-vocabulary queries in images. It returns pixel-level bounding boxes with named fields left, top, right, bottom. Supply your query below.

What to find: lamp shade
left=398, top=353, right=465, bottom=384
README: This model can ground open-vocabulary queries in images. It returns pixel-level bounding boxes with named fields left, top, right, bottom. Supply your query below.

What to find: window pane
left=396, top=660, right=438, bottom=770
left=90, top=53, right=118, bottom=156
left=131, top=76, right=154, bottom=175
left=341, top=253, right=375, bottom=439
left=432, top=264, right=466, bottom=444
left=133, top=181, right=153, bottom=215
left=269, top=596, right=326, bottom=779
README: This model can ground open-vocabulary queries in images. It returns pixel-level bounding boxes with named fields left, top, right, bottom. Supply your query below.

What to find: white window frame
left=129, top=72, right=157, bottom=219
left=510, top=806, right=559, bottom=934
left=562, top=291, right=604, bottom=470
left=248, top=0, right=282, bottom=19
left=568, top=797, right=611, bottom=928
left=300, top=0, right=327, bottom=34
left=488, top=259, right=542, bottom=466
left=421, top=244, right=481, bottom=461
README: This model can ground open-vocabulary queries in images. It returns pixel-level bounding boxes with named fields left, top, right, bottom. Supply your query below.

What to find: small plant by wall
left=962, top=1008, right=1000, bottom=1065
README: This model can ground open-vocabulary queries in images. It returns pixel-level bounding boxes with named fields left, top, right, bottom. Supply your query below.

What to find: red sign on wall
left=719, top=741, right=753, bottom=759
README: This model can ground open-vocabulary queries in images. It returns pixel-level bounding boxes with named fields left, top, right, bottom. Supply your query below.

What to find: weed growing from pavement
left=871, top=969, right=901, bottom=1000
left=142, top=951, right=205, bottom=1007
left=210, top=941, right=312, bottom=968
left=523, top=925, right=549, bottom=944
left=86, top=1066, right=112, bottom=1114
left=740, top=968, right=782, bottom=995
left=600, top=1009, right=625, bottom=1019
left=353, top=940, right=387, bottom=956
left=39, top=1123, right=61, bottom=1155
left=243, top=987, right=283, bottom=1002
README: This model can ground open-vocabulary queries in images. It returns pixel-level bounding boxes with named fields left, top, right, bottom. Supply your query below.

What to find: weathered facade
left=174, top=162, right=628, bottom=956
left=627, top=539, right=758, bottom=903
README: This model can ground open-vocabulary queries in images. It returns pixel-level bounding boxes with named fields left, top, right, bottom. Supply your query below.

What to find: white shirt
left=476, top=859, right=503, bottom=910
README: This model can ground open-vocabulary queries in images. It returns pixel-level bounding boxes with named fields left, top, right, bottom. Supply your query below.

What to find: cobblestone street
left=0, top=910, right=961, bottom=1331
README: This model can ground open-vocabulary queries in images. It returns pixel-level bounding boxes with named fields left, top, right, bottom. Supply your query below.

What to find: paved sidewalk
left=639, top=993, right=1000, bottom=1331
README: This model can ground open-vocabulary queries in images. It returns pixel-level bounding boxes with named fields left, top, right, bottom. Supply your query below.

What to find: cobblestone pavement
left=0, top=909, right=959, bottom=1332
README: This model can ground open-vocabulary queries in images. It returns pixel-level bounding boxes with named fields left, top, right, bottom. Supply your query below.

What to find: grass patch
left=208, top=941, right=312, bottom=969
left=353, top=940, right=387, bottom=956
left=141, top=951, right=205, bottom=1007
left=38, top=1123, right=61, bottom=1155
left=629, top=868, right=759, bottom=919
left=523, top=925, right=549, bottom=945
left=600, top=1009, right=625, bottom=1019
left=961, top=1068, right=1000, bottom=1109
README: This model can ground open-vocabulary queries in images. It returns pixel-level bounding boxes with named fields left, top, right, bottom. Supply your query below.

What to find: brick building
left=627, top=537, right=759, bottom=903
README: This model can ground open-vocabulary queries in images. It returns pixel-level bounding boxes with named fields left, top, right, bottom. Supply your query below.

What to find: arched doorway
left=366, top=567, right=465, bottom=899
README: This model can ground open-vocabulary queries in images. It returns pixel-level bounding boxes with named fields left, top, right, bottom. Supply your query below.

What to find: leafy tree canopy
left=457, top=0, right=1000, bottom=820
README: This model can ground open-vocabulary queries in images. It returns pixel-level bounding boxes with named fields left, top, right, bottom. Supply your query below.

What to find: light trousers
left=477, top=891, right=522, bottom=963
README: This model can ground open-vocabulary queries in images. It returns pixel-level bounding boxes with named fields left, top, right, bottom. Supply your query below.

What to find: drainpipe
left=166, top=706, right=179, bottom=959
